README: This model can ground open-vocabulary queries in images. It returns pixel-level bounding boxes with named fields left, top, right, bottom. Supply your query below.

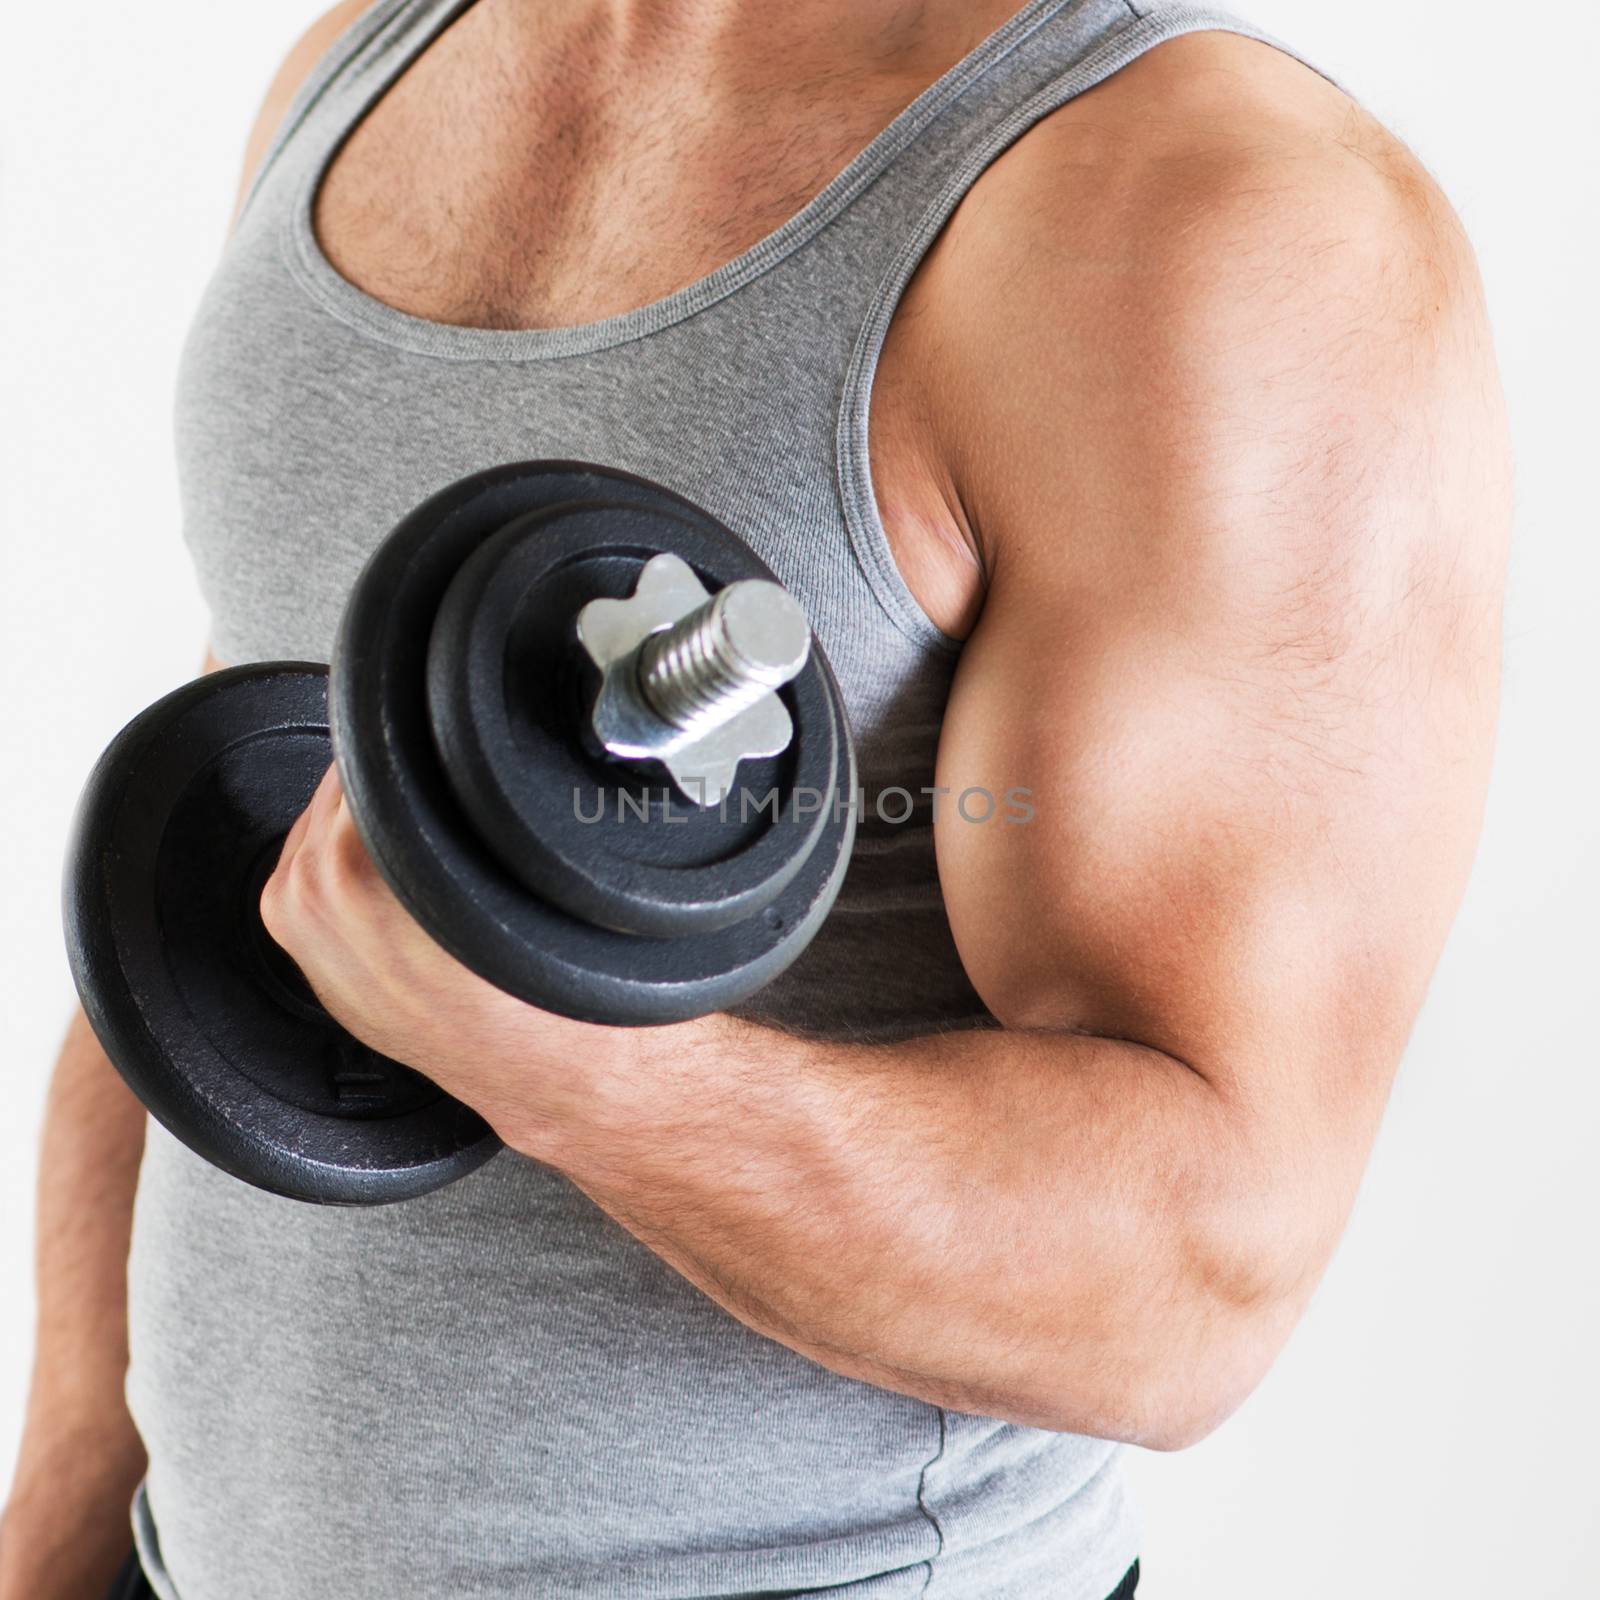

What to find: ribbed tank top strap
left=235, top=0, right=454, bottom=229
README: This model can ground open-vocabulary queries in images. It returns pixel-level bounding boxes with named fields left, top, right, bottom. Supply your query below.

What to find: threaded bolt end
left=638, top=579, right=811, bottom=738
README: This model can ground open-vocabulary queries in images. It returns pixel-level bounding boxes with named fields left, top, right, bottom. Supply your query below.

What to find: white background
left=1, top=3, right=1596, bottom=1596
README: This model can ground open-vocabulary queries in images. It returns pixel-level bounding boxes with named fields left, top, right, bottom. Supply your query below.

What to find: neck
left=504, top=0, right=1025, bottom=92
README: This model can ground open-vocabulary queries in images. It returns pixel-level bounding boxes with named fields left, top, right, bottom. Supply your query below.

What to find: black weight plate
left=425, top=499, right=839, bottom=938
left=333, top=461, right=857, bottom=1025
left=63, top=665, right=498, bottom=1205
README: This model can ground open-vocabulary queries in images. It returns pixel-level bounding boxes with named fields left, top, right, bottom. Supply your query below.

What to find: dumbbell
left=64, top=462, right=856, bottom=1206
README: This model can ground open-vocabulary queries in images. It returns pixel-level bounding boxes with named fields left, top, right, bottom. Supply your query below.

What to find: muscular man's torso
left=127, top=7, right=1397, bottom=1597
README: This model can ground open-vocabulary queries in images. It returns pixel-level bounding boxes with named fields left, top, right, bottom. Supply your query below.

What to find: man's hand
left=259, top=765, right=665, bottom=1146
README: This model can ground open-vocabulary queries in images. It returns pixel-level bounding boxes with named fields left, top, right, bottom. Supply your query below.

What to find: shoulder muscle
left=925, top=29, right=1504, bottom=659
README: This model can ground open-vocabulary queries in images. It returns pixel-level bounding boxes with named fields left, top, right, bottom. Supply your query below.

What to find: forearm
left=2, top=1012, right=147, bottom=1595
left=524, top=1015, right=1315, bottom=1446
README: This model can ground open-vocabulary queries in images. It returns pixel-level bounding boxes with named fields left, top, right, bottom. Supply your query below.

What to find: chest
left=314, top=5, right=904, bottom=330
left=304, top=3, right=984, bottom=637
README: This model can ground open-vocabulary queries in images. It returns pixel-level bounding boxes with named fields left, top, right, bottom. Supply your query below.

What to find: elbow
left=970, top=1116, right=1341, bottom=1449
left=1018, top=1362, right=1261, bottom=1452
left=961, top=1291, right=1291, bottom=1447
left=1089, top=1306, right=1299, bottom=1453
left=1148, top=1218, right=1325, bottom=1449
left=1047, top=1340, right=1276, bottom=1453
left=1131, top=1132, right=1343, bottom=1449
left=1035, top=1204, right=1324, bottom=1450
left=1141, top=1233, right=1325, bottom=1450
left=1121, top=1360, right=1266, bottom=1453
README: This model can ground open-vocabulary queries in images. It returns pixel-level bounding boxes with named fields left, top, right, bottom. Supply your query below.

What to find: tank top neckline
left=281, top=0, right=1084, bottom=363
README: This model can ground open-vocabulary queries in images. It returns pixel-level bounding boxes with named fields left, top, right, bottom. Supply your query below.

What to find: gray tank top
left=127, top=4, right=1320, bottom=1596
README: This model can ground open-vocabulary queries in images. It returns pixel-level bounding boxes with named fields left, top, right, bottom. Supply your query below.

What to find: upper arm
left=232, top=0, right=373, bottom=222
left=929, top=37, right=1509, bottom=1203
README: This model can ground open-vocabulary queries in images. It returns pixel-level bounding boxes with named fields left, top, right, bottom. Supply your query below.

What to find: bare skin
left=4, top=0, right=1509, bottom=1589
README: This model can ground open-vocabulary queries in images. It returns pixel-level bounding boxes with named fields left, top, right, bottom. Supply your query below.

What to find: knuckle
left=261, top=838, right=323, bottom=945
left=330, top=815, right=376, bottom=891
left=258, top=866, right=292, bottom=942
